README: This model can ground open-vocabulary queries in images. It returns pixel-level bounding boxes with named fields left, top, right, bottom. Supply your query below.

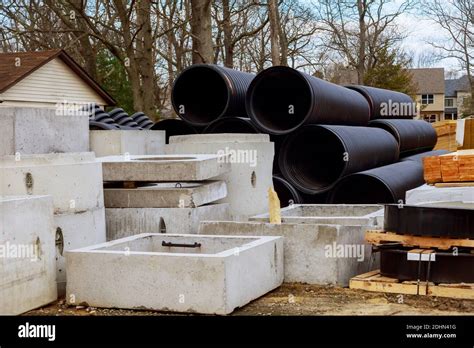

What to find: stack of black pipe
left=87, top=104, right=154, bottom=130
left=169, top=64, right=447, bottom=206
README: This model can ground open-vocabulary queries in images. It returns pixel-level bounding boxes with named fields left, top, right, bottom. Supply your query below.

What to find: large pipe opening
left=279, top=127, right=346, bottom=193
left=172, top=66, right=229, bottom=126
left=272, top=175, right=303, bottom=207
left=247, top=67, right=311, bottom=134
left=329, top=175, right=394, bottom=204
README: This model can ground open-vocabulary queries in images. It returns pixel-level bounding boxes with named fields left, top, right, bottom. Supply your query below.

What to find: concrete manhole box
left=66, top=234, right=283, bottom=314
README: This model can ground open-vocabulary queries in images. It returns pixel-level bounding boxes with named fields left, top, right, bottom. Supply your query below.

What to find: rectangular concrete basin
left=66, top=233, right=283, bottom=314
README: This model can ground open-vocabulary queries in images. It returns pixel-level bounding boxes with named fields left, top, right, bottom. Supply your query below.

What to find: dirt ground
left=26, top=283, right=474, bottom=316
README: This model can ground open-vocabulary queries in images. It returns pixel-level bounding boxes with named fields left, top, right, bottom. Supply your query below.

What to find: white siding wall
left=0, top=58, right=107, bottom=108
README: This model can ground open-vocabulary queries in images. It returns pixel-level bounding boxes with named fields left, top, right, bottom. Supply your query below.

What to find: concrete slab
left=66, top=233, right=283, bottom=314
left=0, top=196, right=57, bottom=315
left=106, top=203, right=230, bottom=239
left=55, top=207, right=106, bottom=295
left=104, top=181, right=227, bottom=208
left=99, top=154, right=231, bottom=182
left=0, top=107, right=88, bottom=155
left=406, top=184, right=474, bottom=209
left=199, top=219, right=380, bottom=286
left=251, top=204, right=384, bottom=226
left=0, top=152, right=104, bottom=214
left=90, top=130, right=166, bottom=157
left=166, top=134, right=274, bottom=220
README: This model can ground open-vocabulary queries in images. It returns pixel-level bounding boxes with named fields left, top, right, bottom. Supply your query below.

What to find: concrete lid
left=0, top=152, right=95, bottom=166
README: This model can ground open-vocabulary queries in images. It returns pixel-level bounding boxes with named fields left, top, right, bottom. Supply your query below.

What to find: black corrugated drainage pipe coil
left=151, top=119, right=199, bottom=144
left=204, top=117, right=260, bottom=133
left=171, top=64, right=255, bottom=127
left=246, top=66, right=371, bottom=135
left=272, top=174, right=304, bottom=207
left=399, top=149, right=450, bottom=163
left=328, top=160, right=424, bottom=204
left=369, top=119, right=437, bottom=155
left=279, top=125, right=399, bottom=194
left=345, top=85, right=416, bottom=119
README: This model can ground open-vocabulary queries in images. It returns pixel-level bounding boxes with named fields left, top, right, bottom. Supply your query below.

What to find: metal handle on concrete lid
left=162, top=241, right=201, bottom=248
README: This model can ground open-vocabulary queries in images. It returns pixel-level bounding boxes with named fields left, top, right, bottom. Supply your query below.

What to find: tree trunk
left=222, top=0, right=233, bottom=68
left=357, top=0, right=367, bottom=84
left=268, top=0, right=281, bottom=66
left=190, top=0, right=213, bottom=64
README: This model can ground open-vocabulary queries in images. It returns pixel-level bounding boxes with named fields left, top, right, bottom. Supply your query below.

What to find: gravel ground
left=25, top=283, right=474, bottom=316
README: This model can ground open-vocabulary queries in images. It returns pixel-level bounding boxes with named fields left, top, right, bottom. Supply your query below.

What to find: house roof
left=445, top=75, right=471, bottom=97
left=409, top=68, right=445, bottom=94
left=0, top=49, right=116, bottom=105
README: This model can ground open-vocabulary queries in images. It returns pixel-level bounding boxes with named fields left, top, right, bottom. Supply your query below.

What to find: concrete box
left=251, top=204, right=384, bottom=226
left=166, top=134, right=274, bottom=220
left=90, top=130, right=166, bottom=157
left=0, top=152, right=104, bottom=214
left=55, top=207, right=106, bottom=294
left=406, top=184, right=474, bottom=209
left=66, top=233, right=283, bottom=314
left=0, top=196, right=57, bottom=315
left=99, top=154, right=231, bottom=182
left=106, top=203, right=230, bottom=240
left=0, top=107, right=88, bottom=155
left=199, top=221, right=376, bottom=286
left=104, top=181, right=227, bottom=208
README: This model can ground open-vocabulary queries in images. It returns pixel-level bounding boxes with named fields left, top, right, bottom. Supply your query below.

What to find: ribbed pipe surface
left=246, top=66, right=370, bottom=135
left=172, top=64, right=255, bottom=127
left=204, top=117, right=260, bottom=134
left=151, top=119, right=199, bottom=143
left=279, top=125, right=399, bottom=194
left=346, top=85, right=416, bottom=119
left=369, top=119, right=437, bottom=155
left=328, top=160, right=424, bottom=204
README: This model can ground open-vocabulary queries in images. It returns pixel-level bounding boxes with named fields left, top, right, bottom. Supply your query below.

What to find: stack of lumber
left=458, top=117, right=474, bottom=149
left=432, top=120, right=458, bottom=151
left=423, top=150, right=474, bottom=185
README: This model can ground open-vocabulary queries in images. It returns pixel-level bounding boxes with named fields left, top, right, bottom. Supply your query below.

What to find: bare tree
left=425, top=0, right=473, bottom=98
left=190, top=0, right=213, bottom=63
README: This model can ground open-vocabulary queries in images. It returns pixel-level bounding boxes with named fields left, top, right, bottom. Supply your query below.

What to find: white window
left=421, top=94, right=434, bottom=104
left=423, top=114, right=437, bottom=123
left=445, top=98, right=454, bottom=107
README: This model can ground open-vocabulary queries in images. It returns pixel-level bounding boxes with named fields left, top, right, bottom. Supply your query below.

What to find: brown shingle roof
left=0, top=49, right=116, bottom=105
left=409, top=68, right=445, bottom=94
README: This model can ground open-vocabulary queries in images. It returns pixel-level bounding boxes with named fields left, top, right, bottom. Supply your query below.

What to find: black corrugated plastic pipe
left=246, top=66, right=370, bottom=135
left=328, top=160, right=424, bottom=204
left=279, top=125, right=400, bottom=194
left=151, top=119, right=199, bottom=144
left=400, top=149, right=449, bottom=163
left=171, top=64, right=255, bottom=127
left=204, top=117, right=260, bottom=134
left=346, top=85, right=416, bottom=119
left=369, top=119, right=437, bottom=155
left=272, top=174, right=304, bottom=207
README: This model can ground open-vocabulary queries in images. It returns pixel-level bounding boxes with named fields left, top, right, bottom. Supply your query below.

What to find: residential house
left=445, top=75, right=471, bottom=119
left=409, top=68, right=445, bottom=122
left=0, top=49, right=115, bottom=109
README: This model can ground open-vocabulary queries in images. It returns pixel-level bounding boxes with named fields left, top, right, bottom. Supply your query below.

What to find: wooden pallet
left=365, top=230, right=474, bottom=250
left=350, top=270, right=474, bottom=300
left=424, top=150, right=474, bottom=184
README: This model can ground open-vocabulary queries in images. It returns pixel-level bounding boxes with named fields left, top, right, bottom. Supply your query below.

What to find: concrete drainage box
left=66, top=234, right=283, bottom=315
left=200, top=204, right=384, bottom=286
left=90, top=130, right=166, bottom=157
left=166, top=134, right=274, bottom=220
left=0, top=196, right=57, bottom=314
left=251, top=204, right=384, bottom=226
left=99, top=154, right=231, bottom=182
